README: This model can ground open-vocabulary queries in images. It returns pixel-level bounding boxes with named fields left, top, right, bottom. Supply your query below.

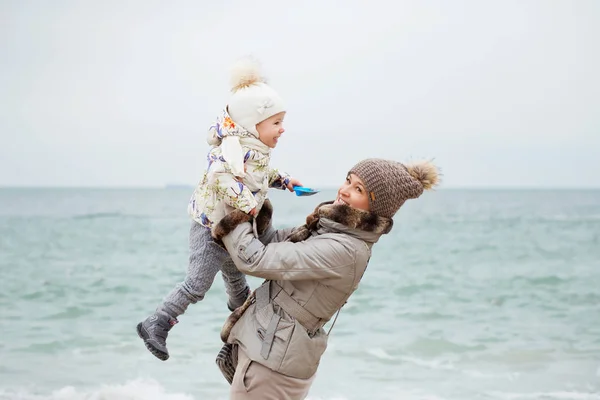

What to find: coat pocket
left=253, top=303, right=295, bottom=368
left=279, top=321, right=328, bottom=379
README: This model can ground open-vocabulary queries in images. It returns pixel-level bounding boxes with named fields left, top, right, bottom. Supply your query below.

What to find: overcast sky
left=1, top=0, right=599, bottom=188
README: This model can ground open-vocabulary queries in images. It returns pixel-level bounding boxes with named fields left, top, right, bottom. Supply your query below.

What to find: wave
left=486, top=391, right=600, bottom=400
left=0, top=379, right=354, bottom=400
left=72, top=212, right=125, bottom=220
left=510, top=275, right=572, bottom=286
left=542, top=214, right=600, bottom=222
left=404, top=337, right=487, bottom=355
left=0, top=379, right=194, bottom=400
left=365, top=348, right=507, bottom=379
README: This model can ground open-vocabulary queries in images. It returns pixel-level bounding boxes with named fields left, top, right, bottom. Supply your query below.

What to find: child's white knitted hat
left=226, top=58, right=285, bottom=136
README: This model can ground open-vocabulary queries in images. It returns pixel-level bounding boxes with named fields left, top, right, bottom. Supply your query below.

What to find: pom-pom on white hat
left=226, top=57, right=286, bottom=136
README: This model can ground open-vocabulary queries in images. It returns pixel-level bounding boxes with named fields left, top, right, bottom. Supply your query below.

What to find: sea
left=1, top=187, right=599, bottom=400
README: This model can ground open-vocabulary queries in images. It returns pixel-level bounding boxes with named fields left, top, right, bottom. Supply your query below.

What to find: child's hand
left=249, top=207, right=257, bottom=216
left=286, top=178, right=302, bottom=192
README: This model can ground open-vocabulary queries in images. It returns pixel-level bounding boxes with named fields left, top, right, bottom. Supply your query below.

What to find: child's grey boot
left=136, top=313, right=178, bottom=361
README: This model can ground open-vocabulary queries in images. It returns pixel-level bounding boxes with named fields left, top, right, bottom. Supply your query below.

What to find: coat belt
left=255, top=281, right=322, bottom=334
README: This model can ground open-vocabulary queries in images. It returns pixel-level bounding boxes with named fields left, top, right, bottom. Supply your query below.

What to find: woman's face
left=334, top=173, right=370, bottom=212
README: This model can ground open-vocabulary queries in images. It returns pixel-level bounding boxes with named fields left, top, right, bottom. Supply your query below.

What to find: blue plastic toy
left=292, top=186, right=320, bottom=197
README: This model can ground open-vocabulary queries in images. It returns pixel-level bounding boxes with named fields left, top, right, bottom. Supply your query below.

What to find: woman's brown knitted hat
left=349, top=158, right=440, bottom=218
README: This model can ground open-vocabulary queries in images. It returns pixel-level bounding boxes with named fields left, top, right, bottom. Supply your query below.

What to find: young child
left=137, top=58, right=300, bottom=361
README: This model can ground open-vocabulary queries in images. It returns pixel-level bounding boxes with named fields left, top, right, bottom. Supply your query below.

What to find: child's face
left=256, top=112, right=286, bottom=148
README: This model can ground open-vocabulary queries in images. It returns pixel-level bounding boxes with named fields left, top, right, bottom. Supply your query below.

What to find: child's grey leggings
left=159, top=221, right=249, bottom=318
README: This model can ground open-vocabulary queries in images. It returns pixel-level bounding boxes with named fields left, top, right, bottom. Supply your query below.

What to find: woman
left=212, top=158, right=439, bottom=399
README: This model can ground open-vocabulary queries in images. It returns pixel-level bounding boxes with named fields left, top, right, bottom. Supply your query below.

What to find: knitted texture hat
left=226, top=58, right=285, bottom=136
left=349, top=158, right=440, bottom=218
